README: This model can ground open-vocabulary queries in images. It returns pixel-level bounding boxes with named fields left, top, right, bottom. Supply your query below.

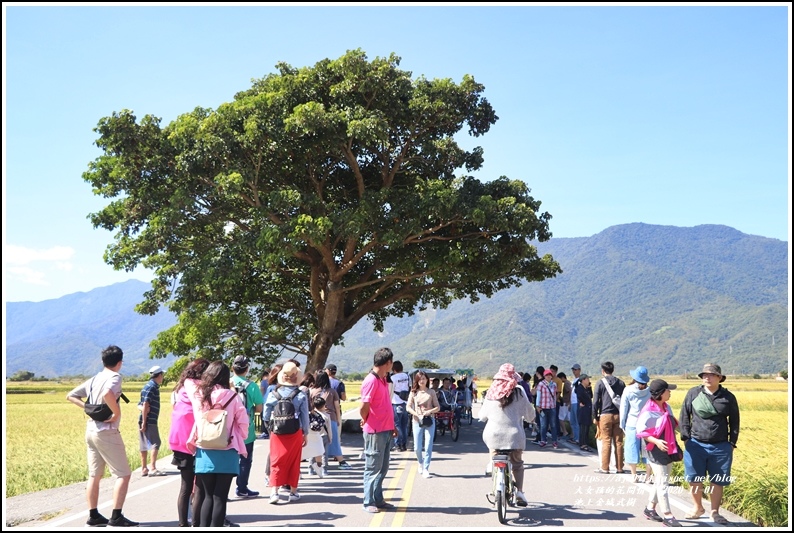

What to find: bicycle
left=485, top=450, right=515, bottom=524
left=435, top=409, right=459, bottom=441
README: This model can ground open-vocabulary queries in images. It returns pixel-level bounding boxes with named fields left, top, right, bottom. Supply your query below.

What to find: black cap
left=232, top=356, right=250, bottom=370
left=325, top=364, right=337, bottom=372
left=649, top=379, right=677, bottom=397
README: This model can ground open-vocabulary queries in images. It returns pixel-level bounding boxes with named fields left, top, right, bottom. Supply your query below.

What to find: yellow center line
left=369, top=455, right=412, bottom=527
left=390, top=461, right=418, bottom=527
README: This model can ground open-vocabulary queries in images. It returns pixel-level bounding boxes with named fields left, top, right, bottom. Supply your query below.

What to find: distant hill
left=5, top=280, right=180, bottom=377
left=4, top=224, right=788, bottom=379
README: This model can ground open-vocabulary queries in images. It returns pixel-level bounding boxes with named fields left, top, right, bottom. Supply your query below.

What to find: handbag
left=420, top=415, right=434, bottom=428
left=692, top=390, right=718, bottom=419
left=83, top=376, right=129, bottom=421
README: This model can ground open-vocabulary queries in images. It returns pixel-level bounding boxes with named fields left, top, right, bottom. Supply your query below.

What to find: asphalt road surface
left=8, top=403, right=752, bottom=529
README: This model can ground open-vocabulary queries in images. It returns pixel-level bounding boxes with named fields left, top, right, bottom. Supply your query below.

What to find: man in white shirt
left=390, top=361, right=411, bottom=451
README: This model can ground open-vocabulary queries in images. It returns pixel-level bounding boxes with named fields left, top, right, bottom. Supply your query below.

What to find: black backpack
left=269, top=387, right=301, bottom=435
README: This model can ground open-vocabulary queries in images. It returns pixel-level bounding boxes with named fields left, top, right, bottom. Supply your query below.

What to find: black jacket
left=679, top=385, right=740, bottom=446
left=592, top=375, right=625, bottom=419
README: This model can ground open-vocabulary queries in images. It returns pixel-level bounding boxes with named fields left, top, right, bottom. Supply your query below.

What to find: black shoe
left=644, top=508, right=663, bottom=523
left=107, top=514, right=139, bottom=527
left=86, top=514, right=109, bottom=527
left=223, top=518, right=240, bottom=527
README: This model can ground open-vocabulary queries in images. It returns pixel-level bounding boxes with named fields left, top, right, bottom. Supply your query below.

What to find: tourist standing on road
left=557, top=372, right=572, bottom=439
left=359, top=347, right=397, bottom=513
left=679, top=363, right=740, bottom=525
left=592, top=361, right=626, bottom=474
left=390, top=360, right=411, bottom=452
left=406, top=370, right=440, bottom=478
left=303, top=395, right=330, bottom=478
left=187, top=360, right=249, bottom=527
left=169, top=358, right=210, bottom=527
left=535, top=369, right=559, bottom=448
left=231, top=356, right=264, bottom=499
left=529, top=366, right=544, bottom=443
left=312, top=371, right=352, bottom=472
left=138, top=366, right=166, bottom=477
left=636, top=379, right=683, bottom=527
left=620, top=366, right=651, bottom=482
left=575, top=374, right=594, bottom=452
left=479, top=362, right=535, bottom=507
left=261, top=363, right=283, bottom=485
left=263, top=362, right=310, bottom=504
left=569, top=364, right=583, bottom=444
left=67, top=345, right=139, bottom=527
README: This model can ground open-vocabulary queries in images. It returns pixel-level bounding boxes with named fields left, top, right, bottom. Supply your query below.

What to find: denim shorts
left=683, top=438, right=734, bottom=486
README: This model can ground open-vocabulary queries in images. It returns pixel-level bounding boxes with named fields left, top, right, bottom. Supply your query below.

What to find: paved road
left=9, top=403, right=752, bottom=529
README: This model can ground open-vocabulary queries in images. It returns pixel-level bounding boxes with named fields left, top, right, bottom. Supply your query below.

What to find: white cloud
left=6, top=245, right=75, bottom=265
left=6, top=266, right=49, bottom=286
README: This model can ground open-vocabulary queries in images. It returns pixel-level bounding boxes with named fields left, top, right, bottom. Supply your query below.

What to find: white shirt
left=391, top=372, right=411, bottom=404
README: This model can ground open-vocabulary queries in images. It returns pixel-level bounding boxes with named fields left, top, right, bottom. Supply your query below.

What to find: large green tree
left=83, top=49, right=561, bottom=373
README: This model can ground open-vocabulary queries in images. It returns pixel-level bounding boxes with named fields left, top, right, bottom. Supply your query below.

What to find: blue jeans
left=539, top=408, right=558, bottom=444
left=570, top=402, right=580, bottom=442
left=412, top=418, right=435, bottom=472
left=363, top=431, right=392, bottom=507
left=237, top=441, right=254, bottom=491
left=393, top=403, right=409, bottom=448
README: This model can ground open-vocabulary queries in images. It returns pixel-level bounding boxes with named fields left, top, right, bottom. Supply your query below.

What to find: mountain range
left=5, top=223, right=788, bottom=378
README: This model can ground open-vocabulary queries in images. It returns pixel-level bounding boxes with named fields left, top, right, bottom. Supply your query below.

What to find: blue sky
left=3, top=4, right=791, bottom=303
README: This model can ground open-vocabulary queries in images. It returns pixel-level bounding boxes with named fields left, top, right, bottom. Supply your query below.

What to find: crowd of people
left=67, top=345, right=739, bottom=527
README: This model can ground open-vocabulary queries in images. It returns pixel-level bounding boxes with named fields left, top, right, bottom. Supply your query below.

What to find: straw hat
left=277, top=361, right=303, bottom=386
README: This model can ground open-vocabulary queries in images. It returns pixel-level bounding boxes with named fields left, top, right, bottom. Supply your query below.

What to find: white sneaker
left=417, top=466, right=424, bottom=475
left=311, top=463, right=323, bottom=478
left=515, top=491, right=528, bottom=507
left=269, top=493, right=280, bottom=505
left=422, top=470, right=431, bottom=479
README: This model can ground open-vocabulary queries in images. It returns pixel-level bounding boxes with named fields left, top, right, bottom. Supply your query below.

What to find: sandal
left=141, top=467, right=149, bottom=477
left=684, top=509, right=705, bottom=520
left=711, top=512, right=729, bottom=524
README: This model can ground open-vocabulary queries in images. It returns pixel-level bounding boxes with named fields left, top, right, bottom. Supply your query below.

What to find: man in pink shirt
left=359, top=347, right=396, bottom=513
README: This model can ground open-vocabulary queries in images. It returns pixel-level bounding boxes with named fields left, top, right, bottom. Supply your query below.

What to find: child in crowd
left=303, top=396, right=330, bottom=478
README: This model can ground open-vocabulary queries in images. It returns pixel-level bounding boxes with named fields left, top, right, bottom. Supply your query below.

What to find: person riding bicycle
left=479, top=363, right=536, bottom=507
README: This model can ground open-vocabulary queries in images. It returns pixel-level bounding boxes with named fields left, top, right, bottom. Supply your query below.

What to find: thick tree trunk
left=306, top=333, right=333, bottom=374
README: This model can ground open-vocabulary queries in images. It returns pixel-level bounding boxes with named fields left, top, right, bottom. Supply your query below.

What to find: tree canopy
left=83, top=49, right=560, bottom=372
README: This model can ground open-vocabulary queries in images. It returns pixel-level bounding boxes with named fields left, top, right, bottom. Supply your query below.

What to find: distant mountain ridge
left=4, top=223, right=788, bottom=378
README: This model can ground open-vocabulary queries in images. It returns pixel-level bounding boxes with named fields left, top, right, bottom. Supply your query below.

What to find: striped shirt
left=138, top=379, right=160, bottom=426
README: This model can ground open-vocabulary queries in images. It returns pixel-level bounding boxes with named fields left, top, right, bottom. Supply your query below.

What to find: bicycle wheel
left=467, top=407, right=473, bottom=425
left=451, top=417, right=460, bottom=441
left=496, top=488, right=507, bottom=524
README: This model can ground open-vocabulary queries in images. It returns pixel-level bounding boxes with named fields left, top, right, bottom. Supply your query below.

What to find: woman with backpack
left=263, top=362, right=309, bottom=504
left=185, top=361, right=249, bottom=527
left=168, top=358, right=209, bottom=527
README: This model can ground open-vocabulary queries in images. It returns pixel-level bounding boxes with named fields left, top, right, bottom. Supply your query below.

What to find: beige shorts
left=86, top=429, right=132, bottom=478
